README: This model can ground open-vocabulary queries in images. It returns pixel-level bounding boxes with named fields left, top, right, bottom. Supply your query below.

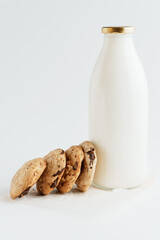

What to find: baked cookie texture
left=57, top=146, right=84, bottom=193
left=76, top=141, right=97, bottom=192
left=10, top=158, right=46, bottom=199
left=36, top=149, right=66, bottom=195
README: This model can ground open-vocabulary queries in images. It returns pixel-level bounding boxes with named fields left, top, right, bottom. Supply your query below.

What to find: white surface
left=0, top=0, right=160, bottom=239
left=0, top=174, right=159, bottom=240
left=90, top=33, right=148, bottom=188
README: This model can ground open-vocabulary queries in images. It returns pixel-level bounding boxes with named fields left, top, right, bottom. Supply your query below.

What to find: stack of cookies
left=10, top=141, right=97, bottom=199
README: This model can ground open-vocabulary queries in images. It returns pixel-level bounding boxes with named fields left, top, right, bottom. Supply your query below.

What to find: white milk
left=89, top=27, right=148, bottom=189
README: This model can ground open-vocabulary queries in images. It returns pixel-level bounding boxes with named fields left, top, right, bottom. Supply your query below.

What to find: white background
left=0, top=0, right=160, bottom=239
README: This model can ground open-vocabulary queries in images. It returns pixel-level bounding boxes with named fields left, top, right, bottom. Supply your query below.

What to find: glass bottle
left=89, top=27, right=148, bottom=189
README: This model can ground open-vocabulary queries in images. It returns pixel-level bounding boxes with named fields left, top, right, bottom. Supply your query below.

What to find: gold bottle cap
left=102, top=26, right=134, bottom=34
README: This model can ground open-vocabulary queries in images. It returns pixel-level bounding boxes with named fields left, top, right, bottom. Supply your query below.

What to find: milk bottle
left=89, top=27, right=148, bottom=189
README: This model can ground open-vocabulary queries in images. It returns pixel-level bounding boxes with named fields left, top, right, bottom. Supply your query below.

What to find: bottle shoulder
left=89, top=46, right=148, bottom=100
left=90, top=46, right=147, bottom=85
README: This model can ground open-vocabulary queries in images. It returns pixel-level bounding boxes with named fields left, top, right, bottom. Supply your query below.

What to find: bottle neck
left=103, top=33, right=134, bottom=51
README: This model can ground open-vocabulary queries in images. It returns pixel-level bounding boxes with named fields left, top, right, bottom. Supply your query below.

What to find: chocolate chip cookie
left=10, top=158, right=46, bottom=199
left=76, top=141, right=97, bottom=191
left=36, top=149, right=66, bottom=195
left=57, top=146, right=84, bottom=193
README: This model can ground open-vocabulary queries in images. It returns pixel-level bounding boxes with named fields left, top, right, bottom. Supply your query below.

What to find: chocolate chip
left=61, top=150, right=64, bottom=154
left=87, top=150, right=95, bottom=167
left=18, top=187, right=31, bottom=198
left=73, top=162, right=78, bottom=170
left=52, top=167, right=65, bottom=177
left=50, top=178, right=58, bottom=188
left=87, top=150, right=95, bottom=161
